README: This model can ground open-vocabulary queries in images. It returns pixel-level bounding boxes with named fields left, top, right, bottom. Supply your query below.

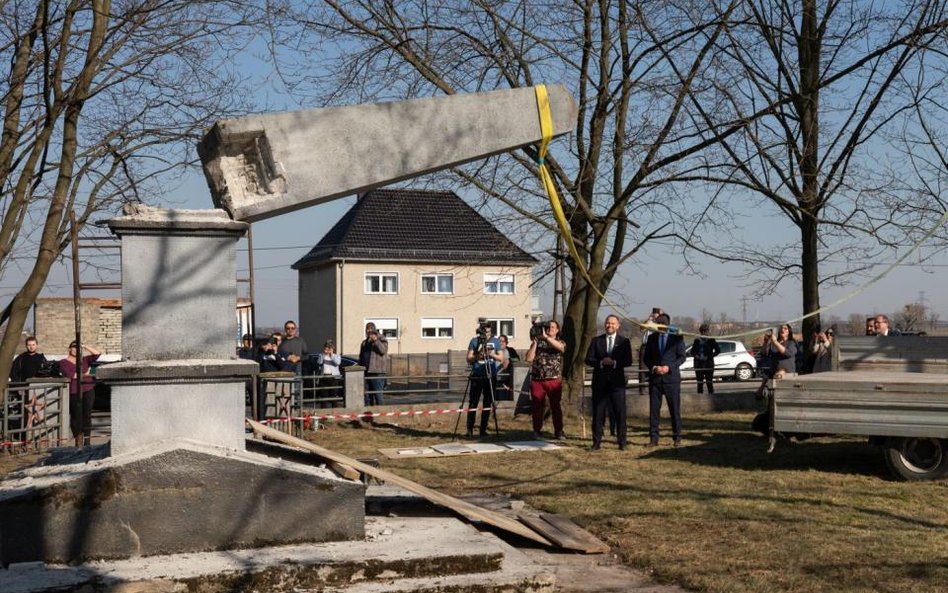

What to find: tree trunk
left=797, top=0, right=821, bottom=359
left=800, top=216, right=821, bottom=350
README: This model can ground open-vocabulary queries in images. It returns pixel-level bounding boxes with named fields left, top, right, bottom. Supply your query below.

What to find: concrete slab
left=0, top=439, right=364, bottom=565
left=198, top=85, right=578, bottom=222
left=0, top=516, right=552, bottom=593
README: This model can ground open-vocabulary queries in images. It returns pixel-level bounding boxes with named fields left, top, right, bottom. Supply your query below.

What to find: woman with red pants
left=58, top=341, right=100, bottom=447
left=525, top=320, right=566, bottom=440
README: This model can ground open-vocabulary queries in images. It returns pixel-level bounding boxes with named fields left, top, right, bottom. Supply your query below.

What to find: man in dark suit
left=642, top=312, right=687, bottom=447
left=585, top=314, right=633, bottom=450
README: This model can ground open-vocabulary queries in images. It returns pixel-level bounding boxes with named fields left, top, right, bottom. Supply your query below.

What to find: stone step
left=0, top=516, right=552, bottom=593
left=320, top=559, right=555, bottom=593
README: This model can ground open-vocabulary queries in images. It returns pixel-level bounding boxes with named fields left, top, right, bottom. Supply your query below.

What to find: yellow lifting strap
left=533, top=85, right=589, bottom=288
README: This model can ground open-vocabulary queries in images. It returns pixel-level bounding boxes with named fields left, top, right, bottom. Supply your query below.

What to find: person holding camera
left=525, top=320, right=566, bottom=440
left=465, top=321, right=503, bottom=438
left=585, top=314, right=633, bottom=450
left=754, top=324, right=797, bottom=399
left=257, top=332, right=286, bottom=372
left=810, top=327, right=834, bottom=373
left=359, top=322, right=389, bottom=406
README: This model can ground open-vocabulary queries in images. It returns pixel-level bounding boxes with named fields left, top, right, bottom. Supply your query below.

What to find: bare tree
left=266, top=0, right=760, bottom=396
left=0, top=0, right=263, bottom=395
left=928, top=311, right=942, bottom=332
left=681, top=0, right=948, bottom=347
left=846, top=313, right=867, bottom=336
left=894, top=302, right=927, bottom=333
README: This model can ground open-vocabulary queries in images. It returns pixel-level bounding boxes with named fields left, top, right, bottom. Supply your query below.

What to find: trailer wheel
left=883, top=438, right=948, bottom=481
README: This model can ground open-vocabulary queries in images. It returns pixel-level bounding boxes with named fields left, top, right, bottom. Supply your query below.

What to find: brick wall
left=34, top=297, right=122, bottom=355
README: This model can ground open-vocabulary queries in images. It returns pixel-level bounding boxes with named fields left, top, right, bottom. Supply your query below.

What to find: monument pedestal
left=0, top=207, right=366, bottom=566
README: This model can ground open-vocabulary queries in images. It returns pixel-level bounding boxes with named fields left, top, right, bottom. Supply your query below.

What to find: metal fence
left=256, top=366, right=520, bottom=420
left=1, top=381, right=69, bottom=452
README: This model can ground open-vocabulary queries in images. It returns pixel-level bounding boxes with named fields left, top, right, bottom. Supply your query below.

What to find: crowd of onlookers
left=238, top=320, right=389, bottom=408
left=4, top=311, right=926, bottom=448
left=8, top=335, right=100, bottom=447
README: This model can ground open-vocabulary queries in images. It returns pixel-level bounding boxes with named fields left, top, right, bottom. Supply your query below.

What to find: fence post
left=343, top=365, right=365, bottom=410
left=57, top=383, right=69, bottom=447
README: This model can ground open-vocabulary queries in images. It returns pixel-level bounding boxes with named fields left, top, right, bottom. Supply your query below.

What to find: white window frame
left=421, top=317, right=454, bottom=339
left=483, top=318, right=515, bottom=338
left=364, top=272, right=399, bottom=294
left=483, top=273, right=515, bottom=294
left=365, top=318, right=399, bottom=340
left=420, top=273, right=454, bottom=295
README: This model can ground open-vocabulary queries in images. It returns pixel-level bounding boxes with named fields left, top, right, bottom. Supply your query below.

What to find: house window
left=421, top=273, right=454, bottom=294
left=483, top=318, right=515, bottom=337
left=483, top=273, right=514, bottom=294
left=365, top=318, right=398, bottom=340
left=365, top=272, right=398, bottom=294
left=421, top=318, right=454, bottom=338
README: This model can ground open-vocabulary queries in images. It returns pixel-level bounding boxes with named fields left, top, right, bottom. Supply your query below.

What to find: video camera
left=475, top=317, right=492, bottom=338
left=530, top=320, right=552, bottom=340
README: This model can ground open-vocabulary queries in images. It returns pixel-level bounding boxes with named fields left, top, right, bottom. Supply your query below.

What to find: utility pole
left=552, top=236, right=564, bottom=320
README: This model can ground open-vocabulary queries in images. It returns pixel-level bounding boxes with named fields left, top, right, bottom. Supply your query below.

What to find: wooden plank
left=517, top=513, right=609, bottom=554
left=327, top=460, right=361, bottom=481
left=538, top=513, right=610, bottom=553
left=248, top=419, right=552, bottom=547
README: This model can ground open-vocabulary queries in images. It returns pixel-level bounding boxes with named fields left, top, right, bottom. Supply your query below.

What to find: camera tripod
left=452, top=335, right=501, bottom=440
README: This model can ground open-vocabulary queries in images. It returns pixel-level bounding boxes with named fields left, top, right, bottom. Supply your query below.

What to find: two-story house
left=292, top=188, right=538, bottom=355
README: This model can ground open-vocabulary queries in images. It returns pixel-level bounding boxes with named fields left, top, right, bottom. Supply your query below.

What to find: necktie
left=607, top=335, right=614, bottom=355
left=660, top=334, right=666, bottom=354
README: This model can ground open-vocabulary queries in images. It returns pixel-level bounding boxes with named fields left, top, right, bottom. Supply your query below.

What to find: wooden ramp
left=248, top=420, right=608, bottom=553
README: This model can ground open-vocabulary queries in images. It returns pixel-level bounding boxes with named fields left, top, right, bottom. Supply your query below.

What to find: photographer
left=810, top=327, right=834, bottom=373
left=359, top=322, right=389, bottom=406
left=754, top=324, right=797, bottom=399
left=525, top=320, right=566, bottom=440
left=257, top=332, right=287, bottom=372
left=465, top=321, right=503, bottom=438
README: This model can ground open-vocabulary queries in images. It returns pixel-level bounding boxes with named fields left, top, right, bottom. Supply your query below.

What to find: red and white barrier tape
left=1, top=406, right=487, bottom=451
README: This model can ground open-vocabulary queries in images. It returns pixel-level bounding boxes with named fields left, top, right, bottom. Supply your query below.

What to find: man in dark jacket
left=585, top=315, right=633, bottom=450
left=643, top=313, right=687, bottom=447
left=10, top=336, right=48, bottom=383
left=691, top=324, right=721, bottom=394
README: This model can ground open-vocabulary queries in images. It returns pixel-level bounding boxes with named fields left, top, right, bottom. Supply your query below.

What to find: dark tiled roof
left=292, top=188, right=537, bottom=269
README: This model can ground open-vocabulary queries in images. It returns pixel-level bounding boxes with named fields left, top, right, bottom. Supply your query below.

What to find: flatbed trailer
left=771, top=370, right=948, bottom=480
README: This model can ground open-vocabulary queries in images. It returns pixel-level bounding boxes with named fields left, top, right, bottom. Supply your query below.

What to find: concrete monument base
left=0, top=439, right=365, bottom=566
left=98, top=359, right=257, bottom=456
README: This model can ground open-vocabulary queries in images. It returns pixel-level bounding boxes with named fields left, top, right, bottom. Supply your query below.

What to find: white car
left=680, top=339, right=756, bottom=382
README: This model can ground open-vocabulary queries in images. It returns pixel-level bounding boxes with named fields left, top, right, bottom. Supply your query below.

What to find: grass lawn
left=2, top=406, right=944, bottom=592
left=305, top=408, right=948, bottom=593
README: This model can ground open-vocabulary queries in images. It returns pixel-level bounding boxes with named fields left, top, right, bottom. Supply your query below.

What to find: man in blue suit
left=642, top=312, right=687, bottom=447
left=585, top=314, right=633, bottom=450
